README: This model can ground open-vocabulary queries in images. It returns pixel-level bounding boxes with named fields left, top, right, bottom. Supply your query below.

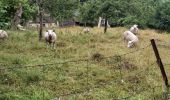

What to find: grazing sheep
left=83, top=27, right=90, bottom=33
left=123, top=31, right=139, bottom=48
left=44, top=30, right=57, bottom=49
left=130, top=24, right=139, bottom=35
left=0, top=30, right=8, bottom=40
left=17, top=24, right=26, bottom=31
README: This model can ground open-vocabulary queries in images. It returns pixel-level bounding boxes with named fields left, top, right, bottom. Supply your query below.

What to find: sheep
left=17, top=24, right=26, bottom=31
left=130, top=24, right=139, bottom=35
left=123, top=31, right=139, bottom=48
left=83, top=27, right=90, bottom=33
left=44, top=29, right=57, bottom=49
left=0, top=30, right=8, bottom=40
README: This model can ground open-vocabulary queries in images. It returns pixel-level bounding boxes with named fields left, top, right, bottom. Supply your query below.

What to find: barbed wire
left=155, top=40, right=170, bottom=48
left=49, top=62, right=157, bottom=99
left=0, top=43, right=151, bottom=71
left=0, top=43, right=165, bottom=99
left=164, top=63, right=170, bottom=66
left=119, top=85, right=163, bottom=100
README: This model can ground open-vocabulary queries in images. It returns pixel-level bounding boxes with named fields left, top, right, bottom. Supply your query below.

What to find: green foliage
left=78, top=0, right=161, bottom=28
left=153, top=1, right=170, bottom=31
left=0, top=0, right=169, bottom=31
left=78, top=1, right=99, bottom=23
left=0, top=0, right=37, bottom=29
left=43, top=0, right=78, bottom=22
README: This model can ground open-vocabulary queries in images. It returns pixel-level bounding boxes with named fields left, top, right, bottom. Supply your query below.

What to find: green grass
left=0, top=27, right=170, bottom=100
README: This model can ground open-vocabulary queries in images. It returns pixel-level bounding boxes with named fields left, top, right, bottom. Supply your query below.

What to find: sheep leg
left=46, top=42, right=49, bottom=49
left=53, top=42, right=56, bottom=49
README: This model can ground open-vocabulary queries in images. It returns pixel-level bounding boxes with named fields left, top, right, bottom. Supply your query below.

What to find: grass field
left=0, top=27, right=170, bottom=100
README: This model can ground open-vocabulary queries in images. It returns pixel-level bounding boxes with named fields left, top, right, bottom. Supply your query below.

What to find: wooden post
left=39, top=10, right=43, bottom=41
left=104, top=17, right=107, bottom=33
left=38, top=0, right=43, bottom=41
left=98, top=17, right=102, bottom=28
left=150, top=39, right=168, bottom=87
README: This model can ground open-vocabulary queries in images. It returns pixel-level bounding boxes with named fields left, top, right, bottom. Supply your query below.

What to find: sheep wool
left=44, top=30, right=57, bottom=49
left=0, top=30, right=8, bottom=39
left=83, top=27, right=90, bottom=33
left=123, top=31, right=138, bottom=48
left=130, top=24, right=139, bottom=35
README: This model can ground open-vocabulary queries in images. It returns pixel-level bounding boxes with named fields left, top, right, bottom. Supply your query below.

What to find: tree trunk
left=13, top=3, right=23, bottom=29
left=38, top=0, right=43, bottom=41
left=98, top=17, right=102, bottom=28
left=39, top=10, right=43, bottom=41
left=104, top=16, right=108, bottom=33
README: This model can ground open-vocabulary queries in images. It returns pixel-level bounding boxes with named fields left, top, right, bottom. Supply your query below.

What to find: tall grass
left=0, top=27, right=170, bottom=99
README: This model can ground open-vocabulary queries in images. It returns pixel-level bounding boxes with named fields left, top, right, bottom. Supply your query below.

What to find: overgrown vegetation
left=0, top=27, right=170, bottom=99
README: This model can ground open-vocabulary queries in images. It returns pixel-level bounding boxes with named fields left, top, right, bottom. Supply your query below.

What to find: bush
left=117, top=16, right=147, bottom=29
left=153, top=1, right=170, bottom=31
left=0, top=22, right=11, bottom=29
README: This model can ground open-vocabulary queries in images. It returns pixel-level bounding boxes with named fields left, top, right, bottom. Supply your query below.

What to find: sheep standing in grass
left=130, top=24, right=139, bottom=35
left=0, top=30, right=8, bottom=40
left=17, top=24, right=26, bottom=31
left=83, top=27, right=90, bottom=33
left=123, top=31, right=139, bottom=48
left=44, top=30, right=57, bottom=49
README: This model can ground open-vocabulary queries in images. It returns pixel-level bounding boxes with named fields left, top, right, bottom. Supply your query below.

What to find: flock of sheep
left=82, top=24, right=139, bottom=48
left=0, top=24, right=139, bottom=48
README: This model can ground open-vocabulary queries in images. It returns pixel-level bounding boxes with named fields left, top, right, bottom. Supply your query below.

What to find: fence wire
left=0, top=41, right=169, bottom=100
left=0, top=43, right=151, bottom=71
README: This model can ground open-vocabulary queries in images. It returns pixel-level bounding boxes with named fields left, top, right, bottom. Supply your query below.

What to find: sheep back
left=123, top=31, right=138, bottom=43
left=0, top=30, right=8, bottom=39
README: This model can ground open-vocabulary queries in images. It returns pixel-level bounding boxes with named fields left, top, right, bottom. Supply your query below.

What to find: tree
left=78, top=0, right=99, bottom=25
left=153, top=1, right=170, bottom=31
left=98, top=1, right=116, bottom=32
left=0, top=0, right=37, bottom=29
left=43, top=0, right=78, bottom=22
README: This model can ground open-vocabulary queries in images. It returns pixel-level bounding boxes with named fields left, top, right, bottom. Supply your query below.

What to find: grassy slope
left=0, top=27, right=170, bottom=100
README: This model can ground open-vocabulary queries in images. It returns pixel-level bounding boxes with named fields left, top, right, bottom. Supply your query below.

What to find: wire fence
left=0, top=40, right=170, bottom=100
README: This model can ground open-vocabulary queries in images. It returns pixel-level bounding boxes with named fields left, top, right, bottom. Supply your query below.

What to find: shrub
left=153, top=1, right=170, bottom=31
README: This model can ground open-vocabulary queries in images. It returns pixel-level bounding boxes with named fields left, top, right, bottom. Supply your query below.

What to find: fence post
left=86, top=60, right=89, bottom=90
left=104, top=16, right=108, bottom=33
left=150, top=39, right=168, bottom=87
left=150, top=39, right=169, bottom=99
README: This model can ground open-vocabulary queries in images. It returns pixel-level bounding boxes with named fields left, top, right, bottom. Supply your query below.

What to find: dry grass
left=0, top=26, right=170, bottom=100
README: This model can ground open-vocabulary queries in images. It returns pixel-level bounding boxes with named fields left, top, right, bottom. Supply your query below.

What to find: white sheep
left=83, top=27, right=90, bottom=33
left=130, top=24, right=139, bottom=35
left=123, top=31, right=139, bottom=48
left=17, top=24, right=26, bottom=31
left=0, top=30, right=8, bottom=40
left=44, top=30, right=57, bottom=49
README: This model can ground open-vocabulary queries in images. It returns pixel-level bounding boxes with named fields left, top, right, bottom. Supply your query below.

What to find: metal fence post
left=150, top=39, right=169, bottom=100
left=150, top=39, right=168, bottom=87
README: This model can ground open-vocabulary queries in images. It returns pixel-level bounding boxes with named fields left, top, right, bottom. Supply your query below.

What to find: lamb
left=83, top=27, right=90, bottom=33
left=130, top=24, right=139, bottom=35
left=44, top=29, right=57, bottom=49
left=123, top=31, right=139, bottom=48
left=0, top=30, right=8, bottom=40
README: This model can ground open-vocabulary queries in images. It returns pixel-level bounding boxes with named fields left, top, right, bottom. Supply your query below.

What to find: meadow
left=0, top=27, right=170, bottom=100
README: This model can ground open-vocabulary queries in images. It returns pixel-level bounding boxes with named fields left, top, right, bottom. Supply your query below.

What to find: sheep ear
left=53, top=30, right=55, bottom=32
